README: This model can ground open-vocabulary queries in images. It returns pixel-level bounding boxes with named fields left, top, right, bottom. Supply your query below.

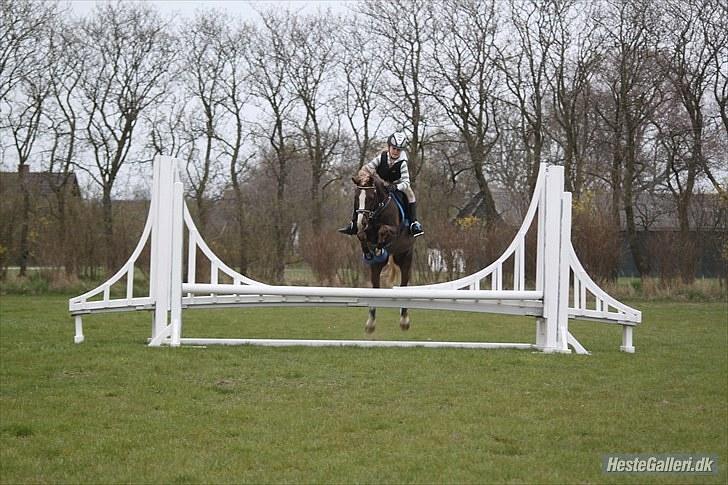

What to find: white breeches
left=402, top=187, right=416, bottom=203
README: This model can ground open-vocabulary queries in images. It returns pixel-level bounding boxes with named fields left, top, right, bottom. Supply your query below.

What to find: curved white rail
left=69, top=199, right=154, bottom=311
left=183, top=206, right=265, bottom=287
left=567, top=244, right=640, bottom=324
left=409, top=164, right=546, bottom=292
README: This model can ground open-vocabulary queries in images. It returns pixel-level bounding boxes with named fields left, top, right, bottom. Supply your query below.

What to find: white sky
left=65, top=0, right=356, bottom=21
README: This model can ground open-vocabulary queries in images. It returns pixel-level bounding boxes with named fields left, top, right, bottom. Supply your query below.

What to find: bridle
left=355, top=184, right=395, bottom=255
left=355, top=185, right=392, bottom=224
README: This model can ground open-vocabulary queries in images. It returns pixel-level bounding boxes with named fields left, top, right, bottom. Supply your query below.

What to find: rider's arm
left=359, top=154, right=381, bottom=177
left=395, top=159, right=411, bottom=192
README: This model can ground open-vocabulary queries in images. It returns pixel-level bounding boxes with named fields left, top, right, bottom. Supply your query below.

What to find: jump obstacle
left=69, top=156, right=641, bottom=354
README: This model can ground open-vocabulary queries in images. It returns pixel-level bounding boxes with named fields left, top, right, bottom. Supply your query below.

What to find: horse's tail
left=381, top=255, right=401, bottom=287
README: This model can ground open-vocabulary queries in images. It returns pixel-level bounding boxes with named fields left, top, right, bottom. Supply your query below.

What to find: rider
left=338, top=131, right=424, bottom=238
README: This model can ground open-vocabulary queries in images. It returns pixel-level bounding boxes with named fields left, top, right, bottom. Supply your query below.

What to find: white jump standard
left=69, top=156, right=641, bottom=354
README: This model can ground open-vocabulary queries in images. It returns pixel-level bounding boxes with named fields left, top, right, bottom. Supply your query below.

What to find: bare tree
left=179, top=11, right=230, bottom=232
left=594, top=0, right=664, bottom=277
left=338, top=16, right=386, bottom=169
left=145, top=92, right=191, bottom=158
left=0, top=0, right=55, bottom=100
left=218, top=20, right=255, bottom=274
left=546, top=0, right=604, bottom=197
left=283, top=12, right=342, bottom=237
left=0, top=0, right=57, bottom=276
left=493, top=0, right=559, bottom=192
left=654, top=0, right=725, bottom=281
left=657, top=0, right=725, bottom=195
left=708, top=2, right=728, bottom=141
left=428, top=0, right=501, bottom=225
left=44, top=16, right=85, bottom=275
left=246, top=15, right=296, bottom=283
left=358, top=0, right=436, bottom=185
left=77, top=2, right=175, bottom=269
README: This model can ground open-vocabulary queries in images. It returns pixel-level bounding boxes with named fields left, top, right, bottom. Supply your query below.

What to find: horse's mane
left=353, top=170, right=373, bottom=187
left=353, top=170, right=387, bottom=190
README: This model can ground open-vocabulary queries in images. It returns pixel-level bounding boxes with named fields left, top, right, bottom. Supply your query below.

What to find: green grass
left=1, top=295, right=726, bottom=484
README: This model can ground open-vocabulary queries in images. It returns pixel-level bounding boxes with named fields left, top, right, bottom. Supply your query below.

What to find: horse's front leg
left=399, top=308, right=410, bottom=331
left=396, top=251, right=413, bottom=331
left=365, top=262, right=385, bottom=334
left=366, top=307, right=377, bottom=334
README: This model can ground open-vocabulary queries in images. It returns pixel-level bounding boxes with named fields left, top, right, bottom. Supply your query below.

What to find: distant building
left=0, top=165, right=83, bottom=271
left=0, top=164, right=81, bottom=201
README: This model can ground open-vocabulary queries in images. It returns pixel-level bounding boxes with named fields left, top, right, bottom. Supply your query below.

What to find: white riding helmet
left=387, top=132, right=408, bottom=149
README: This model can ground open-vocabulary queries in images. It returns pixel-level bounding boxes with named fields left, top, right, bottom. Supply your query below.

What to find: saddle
left=390, top=190, right=410, bottom=228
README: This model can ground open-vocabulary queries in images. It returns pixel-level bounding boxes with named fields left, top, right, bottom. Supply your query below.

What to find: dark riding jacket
left=362, top=150, right=412, bottom=192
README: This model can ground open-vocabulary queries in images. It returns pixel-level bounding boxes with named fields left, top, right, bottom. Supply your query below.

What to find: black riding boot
left=337, top=211, right=357, bottom=235
left=408, top=202, right=424, bottom=237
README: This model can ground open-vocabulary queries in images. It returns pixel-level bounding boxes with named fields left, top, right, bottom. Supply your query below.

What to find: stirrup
left=338, top=222, right=357, bottom=235
left=410, top=221, right=424, bottom=238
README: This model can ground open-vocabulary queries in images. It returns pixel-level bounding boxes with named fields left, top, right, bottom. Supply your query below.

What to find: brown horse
left=352, top=172, right=415, bottom=333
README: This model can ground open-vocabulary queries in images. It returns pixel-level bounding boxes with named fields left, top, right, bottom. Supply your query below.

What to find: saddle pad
left=391, top=190, right=409, bottom=227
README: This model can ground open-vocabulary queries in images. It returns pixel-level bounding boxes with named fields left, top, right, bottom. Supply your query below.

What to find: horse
left=352, top=171, right=415, bottom=334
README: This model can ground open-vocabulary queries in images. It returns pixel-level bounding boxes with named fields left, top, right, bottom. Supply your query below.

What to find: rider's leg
left=337, top=209, right=357, bottom=235
left=338, top=193, right=360, bottom=235
left=403, top=188, right=424, bottom=237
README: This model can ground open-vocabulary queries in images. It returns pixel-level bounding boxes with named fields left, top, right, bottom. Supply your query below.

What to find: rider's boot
left=408, top=202, right=424, bottom=238
left=337, top=212, right=357, bottom=235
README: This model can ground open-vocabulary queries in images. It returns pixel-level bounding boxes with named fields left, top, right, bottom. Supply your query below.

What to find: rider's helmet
left=387, top=131, right=408, bottom=149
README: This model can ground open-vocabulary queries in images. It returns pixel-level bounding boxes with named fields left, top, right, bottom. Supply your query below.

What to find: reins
left=355, top=182, right=398, bottom=254
left=355, top=188, right=392, bottom=222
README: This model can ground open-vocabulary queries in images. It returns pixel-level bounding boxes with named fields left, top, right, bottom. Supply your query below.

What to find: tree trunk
left=237, top=217, right=248, bottom=276
left=470, top=148, right=500, bottom=227
left=623, top=124, right=650, bottom=277
left=195, top=197, right=208, bottom=235
left=232, top=193, right=248, bottom=276
left=623, top=179, right=650, bottom=276
left=676, top=167, right=697, bottom=284
left=102, top=186, right=114, bottom=271
left=56, top=192, right=73, bottom=276
left=273, top=162, right=287, bottom=284
left=610, top=150, right=622, bottom=229
left=310, top=168, right=322, bottom=237
left=17, top=167, right=31, bottom=278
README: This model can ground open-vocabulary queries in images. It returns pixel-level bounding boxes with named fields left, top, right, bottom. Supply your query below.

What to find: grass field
left=1, top=295, right=726, bottom=483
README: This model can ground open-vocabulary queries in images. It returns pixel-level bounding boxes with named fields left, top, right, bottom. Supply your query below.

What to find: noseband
left=355, top=185, right=392, bottom=223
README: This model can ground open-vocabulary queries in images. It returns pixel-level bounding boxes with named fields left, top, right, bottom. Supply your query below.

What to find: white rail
left=182, top=283, right=543, bottom=301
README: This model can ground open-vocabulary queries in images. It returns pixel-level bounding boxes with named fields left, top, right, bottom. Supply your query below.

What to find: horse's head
left=352, top=172, right=394, bottom=251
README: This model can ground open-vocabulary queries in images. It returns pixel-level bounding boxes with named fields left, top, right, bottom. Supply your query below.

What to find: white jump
left=69, top=155, right=641, bottom=354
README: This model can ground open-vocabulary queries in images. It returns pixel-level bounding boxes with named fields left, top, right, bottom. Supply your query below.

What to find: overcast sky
left=65, top=0, right=356, bottom=21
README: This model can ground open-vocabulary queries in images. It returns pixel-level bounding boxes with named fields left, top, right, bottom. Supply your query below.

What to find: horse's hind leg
left=399, top=308, right=410, bottom=331
left=366, top=307, right=376, bottom=334
left=365, top=263, right=384, bottom=334
left=395, top=250, right=413, bottom=331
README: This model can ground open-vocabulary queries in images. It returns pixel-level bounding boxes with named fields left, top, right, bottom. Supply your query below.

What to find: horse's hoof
left=365, top=319, right=376, bottom=334
left=399, top=316, right=410, bottom=331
